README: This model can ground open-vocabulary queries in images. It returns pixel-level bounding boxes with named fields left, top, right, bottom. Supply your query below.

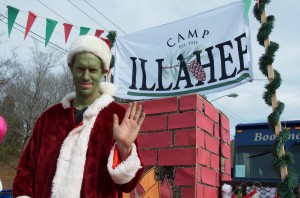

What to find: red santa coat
left=13, top=83, right=144, bottom=198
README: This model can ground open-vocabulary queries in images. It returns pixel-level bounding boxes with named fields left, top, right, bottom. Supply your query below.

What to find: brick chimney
left=120, top=93, right=231, bottom=198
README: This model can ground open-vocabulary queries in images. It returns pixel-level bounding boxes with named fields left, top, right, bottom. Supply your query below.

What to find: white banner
left=114, top=1, right=252, bottom=99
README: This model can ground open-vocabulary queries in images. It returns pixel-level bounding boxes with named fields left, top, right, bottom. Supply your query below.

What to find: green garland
left=106, top=30, right=117, bottom=69
left=254, top=0, right=298, bottom=197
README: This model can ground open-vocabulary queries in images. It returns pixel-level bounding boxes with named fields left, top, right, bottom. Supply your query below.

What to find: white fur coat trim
left=107, top=143, right=142, bottom=185
left=51, top=93, right=114, bottom=198
left=16, top=196, right=30, bottom=198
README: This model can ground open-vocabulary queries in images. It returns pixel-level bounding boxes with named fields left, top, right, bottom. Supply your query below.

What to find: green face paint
left=71, top=52, right=103, bottom=107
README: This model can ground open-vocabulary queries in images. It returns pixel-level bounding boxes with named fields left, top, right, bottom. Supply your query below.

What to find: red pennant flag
left=63, top=23, right=73, bottom=43
left=24, top=11, right=37, bottom=40
left=95, top=29, right=104, bottom=37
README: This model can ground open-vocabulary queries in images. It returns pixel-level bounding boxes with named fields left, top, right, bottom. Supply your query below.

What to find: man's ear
left=68, top=63, right=73, bottom=71
left=68, top=54, right=77, bottom=71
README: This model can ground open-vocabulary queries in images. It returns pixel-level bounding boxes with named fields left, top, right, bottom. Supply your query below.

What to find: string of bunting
left=253, top=0, right=298, bottom=197
left=6, top=5, right=106, bottom=46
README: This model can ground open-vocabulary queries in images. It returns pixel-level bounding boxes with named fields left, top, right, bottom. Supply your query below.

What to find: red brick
left=221, top=127, right=229, bottom=143
left=220, top=113, right=230, bottom=131
left=182, top=187, right=195, bottom=198
left=224, top=159, right=231, bottom=174
left=221, top=143, right=231, bottom=159
left=205, top=134, right=220, bottom=155
left=139, top=149, right=157, bottom=165
left=203, top=100, right=219, bottom=123
left=196, top=129, right=205, bottom=148
left=197, top=147, right=209, bottom=166
left=228, top=135, right=232, bottom=145
left=180, top=94, right=202, bottom=111
left=175, top=167, right=195, bottom=186
left=197, top=113, right=214, bottom=134
left=196, top=183, right=204, bottom=198
left=214, top=124, right=220, bottom=139
left=203, top=186, right=218, bottom=198
left=143, top=97, right=178, bottom=114
left=175, top=129, right=196, bottom=146
left=221, top=128, right=232, bottom=145
left=140, top=115, right=167, bottom=131
left=201, top=167, right=217, bottom=186
left=138, top=131, right=172, bottom=148
left=216, top=172, right=220, bottom=187
left=158, top=148, right=196, bottom=166
left=168, top=111, right=196, bottom=129
left=221, top=173, right=232, bottom=181
left=211, top=153, right=220, bottom=171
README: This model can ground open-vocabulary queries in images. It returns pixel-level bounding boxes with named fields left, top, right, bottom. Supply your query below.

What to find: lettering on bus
left=253, top=132, right=300, bottom=142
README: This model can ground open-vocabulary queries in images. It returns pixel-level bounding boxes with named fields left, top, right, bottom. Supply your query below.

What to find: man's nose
left=83, top=70, right=90, bottom=80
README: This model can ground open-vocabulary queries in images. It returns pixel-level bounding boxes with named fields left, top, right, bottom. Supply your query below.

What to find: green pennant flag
left=7, top=6, right=20, bottom=37
left=45, top=18, right=58, bottom=47
left=80, top=26, right=90, bottom=35
left=244, top=0, right=252, bottom=17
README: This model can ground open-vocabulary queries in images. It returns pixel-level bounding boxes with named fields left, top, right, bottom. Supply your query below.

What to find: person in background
left=13, top=35, right=145, bottom=198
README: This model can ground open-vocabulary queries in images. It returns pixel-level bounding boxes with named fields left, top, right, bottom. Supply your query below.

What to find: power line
left=36, top=0, right=79, bottom=30
left=83, top=0, right=126, bottom=34
left=65, top=0, right=108, bottom=32
left=0, top=13, right=67, bottom=54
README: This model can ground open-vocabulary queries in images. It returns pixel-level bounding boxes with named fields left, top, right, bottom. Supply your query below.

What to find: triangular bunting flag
left=7, top=6, right=20, bottom=37
left=45, top=18, right=58, bottom=47
left=95, top=29, right=104, bottom=37
left=24, top=11, right=37, bottom=40
left=63, top=23, right=73, bottom=43
left=80, top=26, right=90, bottom=36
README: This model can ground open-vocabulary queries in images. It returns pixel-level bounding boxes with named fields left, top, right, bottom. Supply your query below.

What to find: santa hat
left=67, top=35, right=112, bottom=73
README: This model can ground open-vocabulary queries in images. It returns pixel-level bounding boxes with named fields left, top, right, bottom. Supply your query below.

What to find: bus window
left=234, top=146, right=279, bottom=180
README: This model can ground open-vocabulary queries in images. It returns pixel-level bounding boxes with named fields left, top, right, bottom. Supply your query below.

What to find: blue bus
left=233, top=120, right=300, bottom=183
left=0, top=190, right=12, bottom=198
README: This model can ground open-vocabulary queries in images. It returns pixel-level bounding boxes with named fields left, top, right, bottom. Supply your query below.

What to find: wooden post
left=260, top=9, right=288, bottom=180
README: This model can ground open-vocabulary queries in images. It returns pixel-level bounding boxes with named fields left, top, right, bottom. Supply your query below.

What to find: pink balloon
left=0, top=116, right=7, bottom=144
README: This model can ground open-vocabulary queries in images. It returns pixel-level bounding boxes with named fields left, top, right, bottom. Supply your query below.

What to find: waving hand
left=113, top=102, right=145, bottom=160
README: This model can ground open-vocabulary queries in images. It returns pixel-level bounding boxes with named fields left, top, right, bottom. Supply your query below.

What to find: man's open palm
left=113, top=102, right=145, bottom=159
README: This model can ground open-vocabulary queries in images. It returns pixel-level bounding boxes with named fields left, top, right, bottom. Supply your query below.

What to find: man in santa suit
left=13, top=35, right=145, bottom=198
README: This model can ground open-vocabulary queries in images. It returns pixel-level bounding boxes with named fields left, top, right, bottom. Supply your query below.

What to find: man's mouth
left=80, top=83, right=92, bottom=89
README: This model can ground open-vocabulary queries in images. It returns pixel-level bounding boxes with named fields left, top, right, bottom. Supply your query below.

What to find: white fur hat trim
left=99, top=82, right=116, bottom=96
left=67, top=35, right=112, bottom=73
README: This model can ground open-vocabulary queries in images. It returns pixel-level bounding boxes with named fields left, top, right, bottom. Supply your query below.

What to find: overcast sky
left=1, top=0, right=299, bottom=138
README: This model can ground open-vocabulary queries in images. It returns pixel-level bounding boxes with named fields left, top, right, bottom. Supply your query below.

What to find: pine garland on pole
left=106, top=30, right=117, bottom=83
left=253, top=0, right=298, bottom=197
